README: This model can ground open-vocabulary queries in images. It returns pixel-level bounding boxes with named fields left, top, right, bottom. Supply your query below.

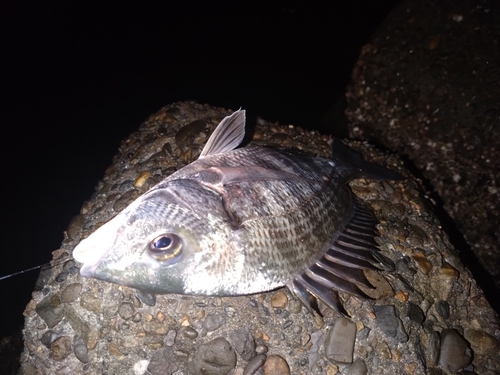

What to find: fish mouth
left=73, top=217, right=123, bottom=277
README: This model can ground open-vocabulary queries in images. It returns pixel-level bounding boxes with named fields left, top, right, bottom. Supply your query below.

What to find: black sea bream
left=73, top=110, right=402, bottom=313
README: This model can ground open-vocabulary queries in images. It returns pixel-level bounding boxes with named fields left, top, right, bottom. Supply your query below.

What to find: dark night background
left=0, top=1, right=400, bottom=338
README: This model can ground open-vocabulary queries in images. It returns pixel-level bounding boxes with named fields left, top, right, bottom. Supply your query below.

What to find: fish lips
left=73, top=216, right=124, bottom=278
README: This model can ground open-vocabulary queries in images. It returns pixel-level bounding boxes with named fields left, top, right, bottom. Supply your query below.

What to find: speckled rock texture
left=20, top=102, right=499, bottom=374
left=345, top=0, right=500, bottom=304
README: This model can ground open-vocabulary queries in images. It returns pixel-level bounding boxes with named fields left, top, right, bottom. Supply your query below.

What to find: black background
left=0, top=1, right=400, bottom=337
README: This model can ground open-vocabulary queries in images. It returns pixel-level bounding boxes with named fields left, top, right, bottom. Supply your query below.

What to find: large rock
left=19, top=102, right=499, bottom=374
left=345, top=0, right=500, bottom=304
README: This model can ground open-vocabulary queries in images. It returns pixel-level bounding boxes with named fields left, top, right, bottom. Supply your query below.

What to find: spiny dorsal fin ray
left=199, top=109, right=246, bottom=158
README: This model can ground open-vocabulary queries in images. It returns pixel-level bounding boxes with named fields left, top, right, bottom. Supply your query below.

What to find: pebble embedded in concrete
left=50, top=336, right=72, bottom=361
left=270, top=291, right=288, bottom=308
left=438, top=329, right=472, bottom=372
left=374, top=305, right=409, bottom=343
left=263, top=354, right=290, bottom=375
left=243, top=354, right=267, bottom=375
left=343, top=358, right=368, bottom=375
left=324, top=317, right=356, bottom=364
left=190, top=337, right=237, bottom=375
left=227, top=329, right=256, bottom=361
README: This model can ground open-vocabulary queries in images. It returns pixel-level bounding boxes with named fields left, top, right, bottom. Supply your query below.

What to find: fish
left=73, top=109, right=402, bottom=314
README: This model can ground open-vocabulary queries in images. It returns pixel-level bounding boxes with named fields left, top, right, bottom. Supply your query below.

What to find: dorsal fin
left=199, top=109, right=246, bottom=158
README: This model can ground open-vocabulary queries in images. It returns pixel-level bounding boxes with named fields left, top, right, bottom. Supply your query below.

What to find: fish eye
left=148, top=233, right=183, bottom=263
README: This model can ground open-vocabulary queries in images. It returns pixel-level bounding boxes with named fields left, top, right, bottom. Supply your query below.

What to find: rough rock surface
left=345, top=0, right=500, bottom=304
left=20, top=102, right=499, bottom=374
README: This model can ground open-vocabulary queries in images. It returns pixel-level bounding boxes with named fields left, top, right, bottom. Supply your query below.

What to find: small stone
left=243, top=354, right=267, bottom=375
left=394, top=291, right=409, bottom=302
left=202, top=313, right=226, bottom=333
left=464, top=328, right=500, bottom=356
left=79, top=292, right=102, bottom=315
left=36, top=294, right=64, bottom=328
left=164, top=329, right=177, bottom=346
left=134, top=171, right=152, bottom=188
left=147, top=342, right=164, bottom=351
left=118, top=302, right=135, bottom=320
left=411, top=252, right=433, bottom=274
left=175, top=119, right=206, bottom=147
left=131, top=294, right=142, bottom=308
left=263, top=354, right=290, bottom=375
left=357, top=327, right=371, bottom=341
left=66, top=214, right=85, bottom=239
left=189, top=337, right=237, bottom=375
left=119, top=334, right=140, bottom=348
left=132, top=312, right=142, bottom=322
left=73, top=336, right=89, bottom=363
left=374, top=305, right=408, bottom=343
left=313, top=314, right=324, bottom=330
left=142, top=320, right=168, bottom=335
left=40, top=330, right=58, bottom=347
left=60, top=283, right=82, bottom=303
left=113, top=191, right=138, bottom=212
left=438, top=329, right=472, bottom=372
left=50, top=336, right=72, bottom=361
left=427, top=331, right=441, bottom=366
left=181, top=315, right=190, bottom=326
left=406, top=302, right=425, bottom=324
left=108, top=342, right=124, bottom=358
left=65, top=305, right=101, bottom=350
left=308, top=330, right=324, bottom=369
left=227, top=329, right=255, bottom=361
left=408, top=225, right=428, bottom=247
left=326, top=364, right=339, bottom=374
left=405, top=362, right=418, bottom=374
left=68, top=265, right=79, bottom=275
left=288, top=299, right=302, bottom=313
left=434, top=300, right=450, bottom=319
left=255, top=345, right=268, bottom=354
left=62, top=259, right=76, bottom=270
left=155, top=311, right=166, bottom=323
left=182, top=326, right=199, bottom=339
left=133, top=360, right=149, bottom=375
left=439, top=262, right=459, bottom=279
left=324, top=317, right=356, bottom=364
left=118, top=180, right=135, bottom=192
left=148, top=347, right=179, bottom=375
left=393, top=349, right=402, bottom=362
left=162, top=143, right=172, bottom=154
left=270, top=291, right=288, bottom=308
left=55, top=270, right=69, bottom=282
left=343, top=358, right=367, bottom=375
left=193, top=309, right=206, bottom=321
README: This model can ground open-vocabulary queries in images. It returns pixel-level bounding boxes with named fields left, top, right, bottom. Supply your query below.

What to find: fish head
left=73, top=179, right=242, bottom=295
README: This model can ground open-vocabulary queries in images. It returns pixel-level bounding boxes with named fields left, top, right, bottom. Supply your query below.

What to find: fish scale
left=73, top=109, right=402, bottom=313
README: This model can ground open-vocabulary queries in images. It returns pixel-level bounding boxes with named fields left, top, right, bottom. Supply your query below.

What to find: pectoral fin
left=287, top=198, right=394, bottom=316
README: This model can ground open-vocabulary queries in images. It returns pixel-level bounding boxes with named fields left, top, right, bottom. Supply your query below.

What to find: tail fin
left=331, top=140, right=403, bottom=181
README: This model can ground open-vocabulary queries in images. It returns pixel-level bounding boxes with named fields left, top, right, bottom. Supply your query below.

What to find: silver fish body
left=73, top=110, right=401, bottom=313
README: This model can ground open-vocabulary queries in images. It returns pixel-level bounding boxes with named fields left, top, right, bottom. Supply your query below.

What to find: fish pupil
left=154, top=236, right=172, bottom=249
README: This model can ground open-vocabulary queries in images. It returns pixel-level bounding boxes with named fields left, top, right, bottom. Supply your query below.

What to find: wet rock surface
left=20, top=102, right=500, bottom=374
left=345, top=0, right=500, bottom=304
